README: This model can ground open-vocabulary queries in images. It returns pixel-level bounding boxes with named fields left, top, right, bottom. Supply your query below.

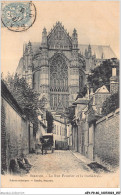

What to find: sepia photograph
left=1, top=0, right=120, bottom=190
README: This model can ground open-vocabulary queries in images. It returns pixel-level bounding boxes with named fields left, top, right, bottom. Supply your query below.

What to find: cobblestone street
left=2, top=150, right=119, bottom=188
left=26, top=150, right=92, bottom=175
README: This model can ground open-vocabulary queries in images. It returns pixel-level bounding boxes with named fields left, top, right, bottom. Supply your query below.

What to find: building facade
left=69, top=66, right=119, bottom=169
left=16, top=22, right=116, bottom=114
left=53, top=115, right=68, bottom=149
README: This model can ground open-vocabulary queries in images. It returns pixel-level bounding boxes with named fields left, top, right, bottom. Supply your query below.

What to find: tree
left=76, top=85, right=87, bottom=99
left=46, top=111, right=54, bottom=133
left=3, top=73, right=45, bottom=127
left=87, top=59, right=119, bottom=92
left=65, top=107, right=75, bottom=124
left=102, top=92, right=119, bottom=116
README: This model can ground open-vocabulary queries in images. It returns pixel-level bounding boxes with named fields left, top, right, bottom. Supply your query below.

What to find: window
left=50, top=54, right=69, bottom=110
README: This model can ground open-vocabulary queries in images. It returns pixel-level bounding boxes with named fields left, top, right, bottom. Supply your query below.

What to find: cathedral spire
left=27, top=41, right=33, bottom=70
left=28, top=41, right=33, bottom=55
left=88, top=44, right=91, bottom=50
left=41, top=27, right=47, bottom=48
left=88, top=44, right=92, bottom=57
left=72, top=28, right=78, bottom=49
left=73, top=28, right=77, bottom=37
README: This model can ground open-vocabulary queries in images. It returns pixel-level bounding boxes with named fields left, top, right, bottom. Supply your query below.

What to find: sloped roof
left=78, top=44, right=117, bottom=59
left=95, top=85, right=110, bottom=94
left=23, top=42, right=116, bottom=60
left=1, top=80, right=24, bottom=116
left=73, top=97, right=89, bottom=105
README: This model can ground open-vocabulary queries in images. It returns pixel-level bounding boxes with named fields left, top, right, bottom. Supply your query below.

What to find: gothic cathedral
left=16, top=22, right=116, bottom=113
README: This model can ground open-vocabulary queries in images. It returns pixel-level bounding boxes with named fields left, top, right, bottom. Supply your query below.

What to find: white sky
left=1, top=1, right=120, bottom=77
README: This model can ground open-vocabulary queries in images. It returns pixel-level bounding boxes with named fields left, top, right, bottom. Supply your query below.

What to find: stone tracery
left=49, top=53, right=69, bottom=110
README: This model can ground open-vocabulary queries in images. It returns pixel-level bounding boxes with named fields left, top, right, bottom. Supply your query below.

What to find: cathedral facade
left=16, top=22, right=116, bottom=113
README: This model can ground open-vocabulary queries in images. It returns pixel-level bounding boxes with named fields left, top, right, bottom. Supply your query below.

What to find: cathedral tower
left=69, top=29, right=80, bottom=104
left=27, top=41, right=33, bottom=88
left=22, top=41, right=33, bottom=88
left=40, top=28, right=50, bottom=105
left=17, top=22, right=104, bottom=113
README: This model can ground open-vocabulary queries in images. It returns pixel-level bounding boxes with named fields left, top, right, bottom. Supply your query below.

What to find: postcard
left=1, top=0, right=120, bottom=190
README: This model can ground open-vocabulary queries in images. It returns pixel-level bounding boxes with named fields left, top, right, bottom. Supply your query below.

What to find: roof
left=47, top=21, right=72, bottom=43
left=95, top=85, right=110, bottom=94
left=78, top=44, right=117, bottom=59
left=73, top=97, right=89, bottom=105
left=23, top=43, right=116, bottom=60
left=1, top=80, right=24, bottom=117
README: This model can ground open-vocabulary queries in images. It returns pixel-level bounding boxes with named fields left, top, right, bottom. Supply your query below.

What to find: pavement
left=26, top=150, right=93, bottom=175
left=2, top=150, right=119, bottom=188
left=71, top=150, right=111, bottom=173
left=70, top=150, right=92, bottom=165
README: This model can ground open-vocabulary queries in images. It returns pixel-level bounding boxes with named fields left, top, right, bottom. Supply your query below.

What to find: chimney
left=112, top=67, right=116, bottom=77
left=110, top=66, right=119, bottom=95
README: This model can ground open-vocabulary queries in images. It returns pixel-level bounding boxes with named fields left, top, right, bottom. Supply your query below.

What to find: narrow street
left=26, top=150, right=92, bottom=175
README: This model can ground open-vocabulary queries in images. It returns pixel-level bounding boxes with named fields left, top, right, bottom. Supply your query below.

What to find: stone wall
left=1, top=98, right=7, bottom=173
left=94, top=109, right=119, bottom=169
left=1, top=97, right=30, bottom=172
left=1, top=81, right=35, bottom=173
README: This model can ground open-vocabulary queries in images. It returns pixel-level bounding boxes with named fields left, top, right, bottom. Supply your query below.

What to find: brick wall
left=110, top=76, right=119, bottom=95
left=110, top=82, right=119, bottom=95
left=94, top=109, right=119, bottom=169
